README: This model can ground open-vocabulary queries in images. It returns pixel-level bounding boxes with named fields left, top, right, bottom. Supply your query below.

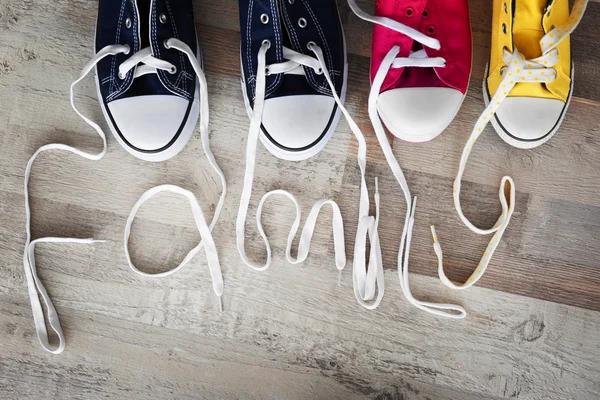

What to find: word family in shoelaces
left=21, top=0, right=589, bottom=354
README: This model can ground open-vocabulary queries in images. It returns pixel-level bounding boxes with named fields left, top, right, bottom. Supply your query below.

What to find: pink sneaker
left=348, top=0, right=471, bottom=319
left=351, top=0, right=472, bottom=142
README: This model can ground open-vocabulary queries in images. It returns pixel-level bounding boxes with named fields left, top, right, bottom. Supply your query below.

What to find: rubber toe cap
left=261, top=94, right=336, bottom=150
left=107, top=95, right=190, bottom=152
left=377, top=87, right=464, bottom=142
left=495, top=97, right=565, bottom=142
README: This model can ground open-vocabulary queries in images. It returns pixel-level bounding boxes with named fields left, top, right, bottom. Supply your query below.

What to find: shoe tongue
left=512, top=0, right=546, bottom=59
left=127, top=0, right=177, bottom=98
left=138, top=0, right=151, bottom=49
left=270, top=2, right=320, bottom=97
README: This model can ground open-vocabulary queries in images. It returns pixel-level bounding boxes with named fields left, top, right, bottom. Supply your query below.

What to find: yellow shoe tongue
left=513, top=0, right=546, bottom=59
left=510, top=0, right=554, bottom=98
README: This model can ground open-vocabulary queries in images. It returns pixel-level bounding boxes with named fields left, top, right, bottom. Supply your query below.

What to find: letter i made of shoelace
left=348, top=0, right=466, bottom=318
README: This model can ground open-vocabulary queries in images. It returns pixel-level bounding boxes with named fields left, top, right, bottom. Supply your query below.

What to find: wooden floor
left=1, top=0, right=600, bottom=399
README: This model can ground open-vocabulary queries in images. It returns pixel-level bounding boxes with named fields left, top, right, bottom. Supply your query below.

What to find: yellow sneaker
left=430, top=0, right=589, bottom=298
left=485, top=0, right=588, bottom=149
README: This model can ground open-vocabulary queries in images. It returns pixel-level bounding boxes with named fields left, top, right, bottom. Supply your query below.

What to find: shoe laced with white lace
left=348, top=0, right=466, bottom=318
left=23, top=37, right=226, bottom=353
left=236, top=38, right=386, bottom=309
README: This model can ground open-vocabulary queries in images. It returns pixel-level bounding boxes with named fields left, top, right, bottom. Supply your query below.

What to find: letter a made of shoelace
left=23, top=38, right=226, bottom=354
left=236, top=40, right=385, bottom=309
left=430, top=0, right=589, bottom=292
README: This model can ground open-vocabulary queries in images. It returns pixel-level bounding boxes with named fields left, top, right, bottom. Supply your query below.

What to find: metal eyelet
left=123, top=44, right=130, bottom=54
left=169, top=66, right=177, bottom=75
left=504, top=3, right=508, bottom=13
left=262, top=39, right=271, bottom=48
left=405, top=7, right=414, bottom=16
left=288, top=0, right=294, bottom=3
left=298, top=18, right=307, bottom=28
left=159, top=13, right=167, bottom=24
left=427, top=25, right=435, bottom=35
left=260, top=13, right=269, bottom=24
left=422, top=9, right=429, bottom=18
left=125, top=18, right=132, bottom=29
left=164, top=39, right=170, bottom=49
left=502, top=23, right=507, bottom=34
left=307, top=41, right=316, bottom=50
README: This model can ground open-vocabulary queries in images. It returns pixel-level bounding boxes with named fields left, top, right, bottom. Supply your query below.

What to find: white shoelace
left=124, top=185, right=224, bottom=311
left=236, top=40, right=384, bottom=309
left=431, top=0, right=588, bottom=291
left=348, top=0, right=466, bottom=318
left=24, top=38, right=225, bottom=353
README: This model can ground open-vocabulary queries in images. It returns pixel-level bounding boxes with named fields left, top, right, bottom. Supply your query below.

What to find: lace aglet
left=430, top=226, right=438, bottom=243
left=410, top=196, right=417, bottom=218
left=430, top=225, right=442, bottom=255
left=337, top=270, right=342, bottom=287
left=218, top=295, right=223, bottom=313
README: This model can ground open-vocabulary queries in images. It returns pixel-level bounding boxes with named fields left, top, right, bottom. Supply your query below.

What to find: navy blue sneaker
left=235, top=0, right=387, bottom=311
left=93, top=0, right=202, bottom=161
left=238, top=0, right=347, bottom=160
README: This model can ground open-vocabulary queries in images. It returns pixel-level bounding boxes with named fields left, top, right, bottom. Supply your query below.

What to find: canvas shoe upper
left=94, top=0, right=201, bottom=161
left=22, top=0, right=227, bottom=353
left=236, top=0, right=385, bottom=310
left=430, top=1, right=589, bottom=297
left=351, top=0, right=471, bottom=143
left=238, top=0, right=346, bottom=161
left=485, top=0, right=582, bottom=148
left=347, top=0, right=468, bottom=318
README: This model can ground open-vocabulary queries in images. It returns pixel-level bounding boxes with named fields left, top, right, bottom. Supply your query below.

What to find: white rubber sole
left=239, top=18, right=348, bottom=162
left=94, top=46, right=202, bottom=162
left=482, top=63, right=573, bottom=150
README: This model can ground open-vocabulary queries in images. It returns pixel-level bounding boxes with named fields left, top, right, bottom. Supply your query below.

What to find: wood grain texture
left=1, top=0, right=599, bottom=399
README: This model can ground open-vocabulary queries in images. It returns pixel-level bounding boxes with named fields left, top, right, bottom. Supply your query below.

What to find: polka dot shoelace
left=431, top=0, right=589, bottom=292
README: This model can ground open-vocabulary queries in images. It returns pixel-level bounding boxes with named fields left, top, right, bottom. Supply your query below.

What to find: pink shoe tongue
left=396, top=67, right=446, bottom=89
left=394, top=42, right=448, bottom=90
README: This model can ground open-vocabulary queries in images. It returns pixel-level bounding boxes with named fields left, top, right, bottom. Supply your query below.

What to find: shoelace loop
left=124, top=185, right=224, bottom=312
